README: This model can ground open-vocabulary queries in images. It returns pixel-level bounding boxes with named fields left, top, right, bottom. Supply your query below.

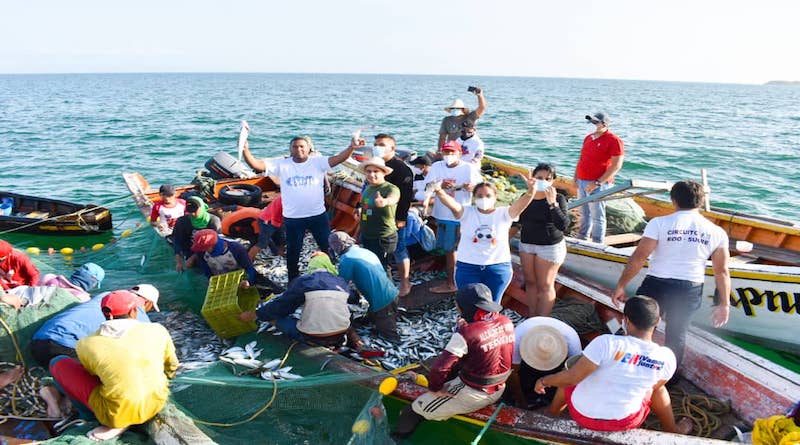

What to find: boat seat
left=603, top=233, right=642, bottom=246
left=25, top=211, right=50, bottom=219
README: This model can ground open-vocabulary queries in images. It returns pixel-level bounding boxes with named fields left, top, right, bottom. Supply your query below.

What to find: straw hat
left=519, top=325, right=569, bottom=371
left=360, top=157, right=393, bottom=175
left=444, top=99, right=466, bottom=111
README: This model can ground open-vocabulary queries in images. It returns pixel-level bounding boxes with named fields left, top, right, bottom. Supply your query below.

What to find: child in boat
left=149, top=184, right=186, bottom=236
left=358, top=157, right=400, bottom=272
left=393, top=283, right=514, bottom=438
left=248, top=196, right=286, bottom=260
left=534, top=296, right=682, bottom=433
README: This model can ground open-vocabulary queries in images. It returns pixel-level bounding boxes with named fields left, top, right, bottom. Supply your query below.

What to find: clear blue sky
left=1, top=0, right=797, bottom=84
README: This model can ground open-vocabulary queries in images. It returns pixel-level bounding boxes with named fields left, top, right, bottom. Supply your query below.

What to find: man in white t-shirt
left=455, top=120, right=484, bottom=166
left=507, top=317, right=582, bottom=409
left=242, top=136, right=363, bottom=281
left=611, top=180, right=731, bottom=370
left=423, top=141, right=482, bottom=294
left=534, top=296, right=682, bottom=433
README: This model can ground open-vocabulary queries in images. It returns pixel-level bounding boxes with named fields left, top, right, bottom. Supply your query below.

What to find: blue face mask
left=450, top=109, right=462, bottom=116
left=372, top=145, right=387, bottom=159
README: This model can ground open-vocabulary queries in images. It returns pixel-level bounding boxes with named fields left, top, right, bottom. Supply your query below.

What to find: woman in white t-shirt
left=431, top=176, right=536, bottom=302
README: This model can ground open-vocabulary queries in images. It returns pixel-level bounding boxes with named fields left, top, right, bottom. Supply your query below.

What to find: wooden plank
left=604, top=233, right=642, bottom=246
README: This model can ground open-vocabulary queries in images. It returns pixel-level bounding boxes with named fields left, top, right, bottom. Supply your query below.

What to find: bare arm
left=597, top=155, right=624, bottom=184
left=329, top=138, right=364, bottom=167
left=507, top=365, right=529, bottom=409
left=508, top=174, right=536, bottom=219
left=473, top=89, right=487, bottom=118
left=241, top=141, right=266, bottom=173
left=710, top=246, right=731, bottom=327
left=433, top=188, right=464, bottom=219
left=437, top=133, right=446, bottom=150
left=611, top=236, right=658, bottom=306
left=534, top=355, right=598, bottom=393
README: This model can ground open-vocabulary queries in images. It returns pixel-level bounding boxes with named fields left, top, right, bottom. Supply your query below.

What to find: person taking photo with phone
left=438, top=86, right=487, bottom=149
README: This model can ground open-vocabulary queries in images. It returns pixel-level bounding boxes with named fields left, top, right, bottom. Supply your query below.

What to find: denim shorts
left=519, top=240, right=567, bottom=265
left=436, top=220, right=460, bottom=252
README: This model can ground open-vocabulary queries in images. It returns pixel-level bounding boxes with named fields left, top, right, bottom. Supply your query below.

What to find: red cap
left=101, top=290, right=139, bottom=317
left=191, top=229, right=219, bottom=252
left=0, top=240, right=11, bottom=258
left=441, top=141, right=462, bottom=153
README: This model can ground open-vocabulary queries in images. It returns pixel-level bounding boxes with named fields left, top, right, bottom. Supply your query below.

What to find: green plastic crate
left=201, top=270, right=260, bottom=339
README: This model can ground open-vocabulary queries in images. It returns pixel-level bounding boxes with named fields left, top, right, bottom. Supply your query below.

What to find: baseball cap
left=585, top=112, right=610, bottom=125
left=456, top=283, right=502, bottom=315
left=191, top=229, right=218, bottom=252
left=130, top=284, right=160, bottom=312
left=410, top=155, right=432, bottom=167
left=441, top=140, right=462, bottom=153
left=101, top=290, right=139, bottom=317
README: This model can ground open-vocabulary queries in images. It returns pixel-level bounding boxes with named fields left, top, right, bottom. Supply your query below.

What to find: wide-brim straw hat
left=359, top=157, right=393, bottom=175
left=444, top=99, right=466, bottom=111
left=520, top=325, right=569, bottom=371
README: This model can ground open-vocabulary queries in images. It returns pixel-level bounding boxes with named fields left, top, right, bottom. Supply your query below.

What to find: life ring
left=218, top=184, right=262, bottom=207
left=221, top=206, right=261, bottom=242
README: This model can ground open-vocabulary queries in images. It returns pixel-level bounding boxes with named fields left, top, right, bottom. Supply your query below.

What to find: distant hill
left=765, top=80, right=800, bottom=86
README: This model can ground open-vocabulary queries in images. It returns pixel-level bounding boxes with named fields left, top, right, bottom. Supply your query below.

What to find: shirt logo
left=285, top=175, right=316, bottom=187
left=613, top=350, right=665, bottom=370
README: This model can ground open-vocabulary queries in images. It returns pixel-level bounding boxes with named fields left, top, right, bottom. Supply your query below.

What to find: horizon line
left=0, top=70, right=769, bottom=86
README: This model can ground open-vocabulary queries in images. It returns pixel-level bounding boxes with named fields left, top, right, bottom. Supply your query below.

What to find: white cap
left=130, top=284, right=160, bottom=312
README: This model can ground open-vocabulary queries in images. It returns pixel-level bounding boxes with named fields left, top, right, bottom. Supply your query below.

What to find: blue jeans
left=636, top=275, right=703, bottom=369
left=577, top=179, right=611, bottom=243
left=274, top=317, right=305, bottom=341
left=394, top=226, right=409, bottom=262
left=455, top=261, right=513, bottom=304
left=284, top=211, right=331, bottom=281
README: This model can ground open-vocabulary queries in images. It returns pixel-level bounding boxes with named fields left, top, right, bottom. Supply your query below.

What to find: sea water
left=1, top=73, right=799, bottom=443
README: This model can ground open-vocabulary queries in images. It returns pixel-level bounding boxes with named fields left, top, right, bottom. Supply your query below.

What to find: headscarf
left=188, top=196, right=211, bottom=229
left=328, top=231, right=356, bottom=256
left=307, top=252, right=337, bottom=275
left=69, top=262, right=105, bottom=291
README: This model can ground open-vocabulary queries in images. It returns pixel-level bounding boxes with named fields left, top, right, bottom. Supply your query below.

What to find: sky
left=1, top=0, right=798, bottom=84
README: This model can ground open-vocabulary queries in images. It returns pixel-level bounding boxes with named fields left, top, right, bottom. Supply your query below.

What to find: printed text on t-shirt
left=614, top=350, right=664, bottom=370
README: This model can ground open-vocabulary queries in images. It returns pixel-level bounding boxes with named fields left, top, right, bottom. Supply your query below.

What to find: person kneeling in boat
left=535, top=296, right=681, bottom=433
left=0, top=240, right=40, bottom=291
left=191, top=229, right=257, bottom=287
left=328, top=231, right=400, bottom=342
left=239, top=252, right=360, bottom=348
left=43, top=290, right=179, bottom=441
left=248, top=195, right=286, bottom=260
left=394, top=283, right=514, bottom=438
left=506, top=317, right=581, bottom=409
left=37, top=262, right=105, bottom=302
left=172, top=196, right=222, bottom=272
left=30, top=283, right=159, bottom=367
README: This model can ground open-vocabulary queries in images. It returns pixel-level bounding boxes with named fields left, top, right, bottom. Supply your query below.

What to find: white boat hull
left=562, top=238, right=800, bottom=352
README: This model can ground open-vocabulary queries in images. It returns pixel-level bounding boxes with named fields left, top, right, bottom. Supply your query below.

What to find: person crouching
left=393, top=283, right=514, bottom=438
left=43, top=290, right=179, bottom=441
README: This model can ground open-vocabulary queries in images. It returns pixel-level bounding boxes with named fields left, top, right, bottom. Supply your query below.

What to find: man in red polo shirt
left=573, top=112, right=624, bottom=244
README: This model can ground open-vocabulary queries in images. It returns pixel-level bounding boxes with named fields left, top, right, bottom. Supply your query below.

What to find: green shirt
left=361, top=182, right=399, bottom=239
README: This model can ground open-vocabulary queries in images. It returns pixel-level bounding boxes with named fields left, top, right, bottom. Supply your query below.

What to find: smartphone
left=467, top=86, right=478, bottom=93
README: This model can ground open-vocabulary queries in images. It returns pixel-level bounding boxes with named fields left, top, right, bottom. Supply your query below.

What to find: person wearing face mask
left=455, top=120, right=484, bottom=166
left=438, top=87, right=487, bottom=149
left=371, top=134, right=415, bottom=296
left=424, top=142, right=483, bottom=294
left=410, top=155, right=432, bottom=202
left=242, top=136, right=361, bottom=281
left=518, top=163, right=571, bottom=316
left=573, top=112, right=624, bottom=244
left=358, top=157, right=400, bottom=273
left=431, top=175, right=536, bottom=302
left=534, top=296, right=683, bottom=434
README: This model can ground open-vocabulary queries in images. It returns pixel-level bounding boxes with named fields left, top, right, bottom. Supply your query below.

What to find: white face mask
left=443, top=154, right=459, bottom=165
left=450, top=108, right=462, bottom=116
left=474, top=197, right=496, bottom=210
left=411, top=167, right=423, bottom=176
left=371, top=145, right=387, bottom=159
left=534, top=179, right=552, bottom=192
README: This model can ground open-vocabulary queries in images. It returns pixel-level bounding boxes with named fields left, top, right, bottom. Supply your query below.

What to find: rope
left=0, top=193, right=132, bottom=236
left=189, top=341, right=298, bottom=428
left=643, top=386, right=731, bottom=437
left=0, top=317, right=56, bottom=422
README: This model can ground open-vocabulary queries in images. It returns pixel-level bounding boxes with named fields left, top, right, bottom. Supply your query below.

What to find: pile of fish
left=150, top=310, right=227, bottom=374
left=218, top=341, right=303, bottom=381
left=253, top=233, right=320, bottom=291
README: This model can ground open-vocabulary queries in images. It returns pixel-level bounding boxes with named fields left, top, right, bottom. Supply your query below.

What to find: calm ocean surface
left=1, top=73, right=799, bottom=443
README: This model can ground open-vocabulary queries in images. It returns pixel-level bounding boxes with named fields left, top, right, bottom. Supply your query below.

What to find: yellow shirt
left=76, top=321, right=179, bottom=428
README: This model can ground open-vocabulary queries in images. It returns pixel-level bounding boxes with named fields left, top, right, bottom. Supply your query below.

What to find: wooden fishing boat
left=123, top=161, right=800, bottom=444
left=0, top=191, right=113, bottom=235
left=483, top=155, right=800, bottom=353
